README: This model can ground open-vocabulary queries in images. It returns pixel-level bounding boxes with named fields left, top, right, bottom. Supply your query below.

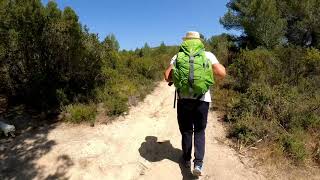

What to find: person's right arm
left=164, top=64, right=173, bottom=82
left=213, top=63, right=226, bottom=79
left=164, top=55, right=177, bottom=82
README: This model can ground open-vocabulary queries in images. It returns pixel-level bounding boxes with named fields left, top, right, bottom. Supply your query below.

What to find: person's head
left=182, top=31, right=202, bottom=41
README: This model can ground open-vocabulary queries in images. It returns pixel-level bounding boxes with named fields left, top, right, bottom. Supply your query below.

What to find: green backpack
left=173, top=39, right=214, bottom=97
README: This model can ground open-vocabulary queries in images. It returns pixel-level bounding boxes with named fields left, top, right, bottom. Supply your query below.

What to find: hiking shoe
left=193, top=164, right=203, bottom=176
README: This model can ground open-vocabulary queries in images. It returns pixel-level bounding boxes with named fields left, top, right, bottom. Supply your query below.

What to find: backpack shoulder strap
left=175, top=53, right=179, bottom=69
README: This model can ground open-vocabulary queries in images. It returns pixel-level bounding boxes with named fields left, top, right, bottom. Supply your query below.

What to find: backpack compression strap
left=188, top=55, right=195, bottom=87
left=188, top=51, right=203, bottom=90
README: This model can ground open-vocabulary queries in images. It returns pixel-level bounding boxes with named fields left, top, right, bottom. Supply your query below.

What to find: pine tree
left=221, top=0, right=286, bottom=48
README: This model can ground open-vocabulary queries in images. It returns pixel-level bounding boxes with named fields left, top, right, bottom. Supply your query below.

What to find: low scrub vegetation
left=64, top=104, right=97, bottom=123
left=211, top=46, right=320, bottom=164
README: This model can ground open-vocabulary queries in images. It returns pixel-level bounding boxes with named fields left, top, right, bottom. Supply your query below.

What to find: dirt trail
left=1, top=82, right=266, bottom=180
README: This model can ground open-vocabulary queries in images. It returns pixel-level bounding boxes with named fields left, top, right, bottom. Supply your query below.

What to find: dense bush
left=228, top=48, right=280, bottom=91
left=0, top=0, right=102, bottom=110
left=0, top=0, right=178, bottom=122
left=217, top=47, right=320, bottom=163
left=64, top=103, right=97, bottom=123
left=215, top=0, right=320, bottom=164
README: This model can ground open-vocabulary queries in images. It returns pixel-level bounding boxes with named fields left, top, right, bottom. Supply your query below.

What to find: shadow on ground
left=139, top=136, right=197, bottom=180
left=0, top=105, right=73, bottom=180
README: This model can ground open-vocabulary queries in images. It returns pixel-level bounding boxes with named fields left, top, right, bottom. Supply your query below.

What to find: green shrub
left=64, top=103, right=97, bottom=123
left=304, top=48, right=320, bottom=76
left=229, top=48, right=279, bottom=91
left=95, top=87, right=128, bottom=116
left=223, top=54, right=319, bottom=162
left=229, top=117, right=257, bottom=144
left=226, top=83, right=274, bottom=122
left=0, top=0, right=103, bottom=110
left=212, top=76, right=240, bottom=111
left=281, top=134, right=307, bottom=162
left=104, top=96, right=128, bottom=116
left=56, top=89, right=69, bottom=106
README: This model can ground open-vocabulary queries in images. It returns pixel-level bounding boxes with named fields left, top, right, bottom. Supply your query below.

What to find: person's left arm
left=206, top=52, right=226, bottom=79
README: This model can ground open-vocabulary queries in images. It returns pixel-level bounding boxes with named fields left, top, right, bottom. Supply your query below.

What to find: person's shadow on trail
left=139, top=136, right=195, bottom=180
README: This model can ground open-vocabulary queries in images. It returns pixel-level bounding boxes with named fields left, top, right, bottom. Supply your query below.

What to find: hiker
left=164, top=31, right=226, bottom=176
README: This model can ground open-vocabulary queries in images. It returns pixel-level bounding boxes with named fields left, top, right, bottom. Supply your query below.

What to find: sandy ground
left=1, top=82, right=267, bottom=180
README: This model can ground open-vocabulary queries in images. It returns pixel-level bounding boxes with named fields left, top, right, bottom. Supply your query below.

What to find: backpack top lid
left=180, top=39, right=205, bottom=56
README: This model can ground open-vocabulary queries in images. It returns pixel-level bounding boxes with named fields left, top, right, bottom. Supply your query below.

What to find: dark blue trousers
left=177, top=99, right=209, bottom=166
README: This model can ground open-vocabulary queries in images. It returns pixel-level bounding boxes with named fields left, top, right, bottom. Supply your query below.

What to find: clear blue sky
left=42, top=0, right=236, bottom=50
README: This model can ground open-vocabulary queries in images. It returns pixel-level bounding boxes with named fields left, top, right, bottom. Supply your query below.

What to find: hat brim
left=182, top=37, right=202, bottom=41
